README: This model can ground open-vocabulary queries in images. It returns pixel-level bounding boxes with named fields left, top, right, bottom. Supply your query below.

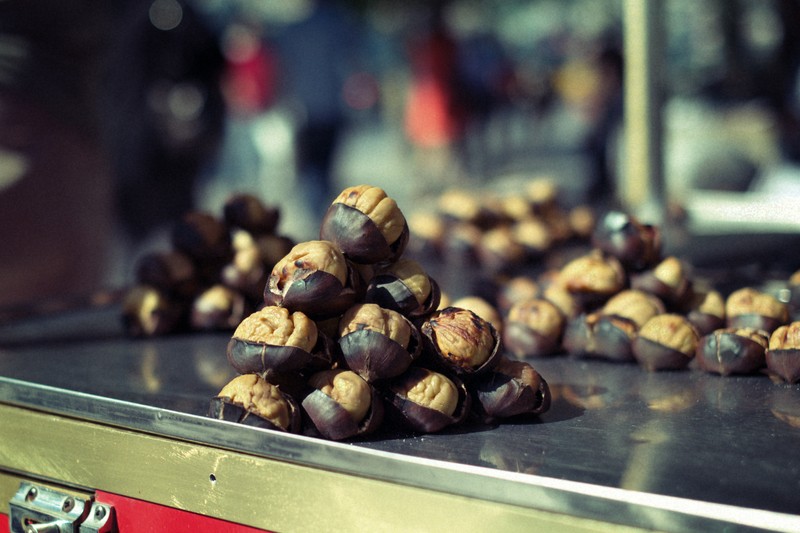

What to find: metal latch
left=9, top=482, right=116, bottom=533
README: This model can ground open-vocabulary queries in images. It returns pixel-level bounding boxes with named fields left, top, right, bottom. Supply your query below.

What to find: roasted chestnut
left=726, top=287, right=789, bottom=334
left=685, top=288, right=726, bottom=336
left=476, top=226, right=527, bottom=273
left=135, top=250, right=198, bottom=298
left=602, top=289, right=665, bottom=329
left=510, top=218, right=553, bottom=258
left=190, top=284, right=249, bottom=331
left=222, top=193, right=280, bottom=235
left=364, top=258, right=441, bottom=318
left=337, top=303, right=422, bottom=382
left=555, top=250, right=626, bottom=308
left=696, top=327, right=768, bottom=376
left=420, top=307, right=501, bottom=376
left=472, top=357, right=551, bottom=421
left=632, top=314, right=699, bottom=371
left=591, top=211, right=661, bottom=271
left=208, top=374, right=301, bottom=433
left=406, top=210, right=447, bottom=257
left=503, top=298, right=565, bottom=358
left=302, top=369, right=383, bottom=440
left=122, top=285, right=184, bottom=337
left=631, top=256, right=692, bottom=308
left=384, top=366, right=470, bottom=433
left=320, top=185, right=409, bottom=264
left=226, top=305, right=332, bottom=376
left=263, top=240, right=363, bottom=320
left=255, top=233, right=296, bottom=267
left=496, top=275, right=540, bottom=315
left=220, top=246, right=268, bottom=302
left=562, top=311, right=638, bottom=362
left=171, top=211, right=231, bottom=264
left=766, top=321, right=800, bottom=383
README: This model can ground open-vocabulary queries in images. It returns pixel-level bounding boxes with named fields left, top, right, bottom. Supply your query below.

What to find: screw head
left=62, top=496, right=75, bottom=513
left=94, top=505, right=107, bottom=520
left=25, top=486, right=38, bottom=501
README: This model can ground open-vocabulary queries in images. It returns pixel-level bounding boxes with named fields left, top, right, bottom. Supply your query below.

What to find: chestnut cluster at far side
left=122, top=194, right=294, bottom=337
left=210, top=184, right=552, bottom=441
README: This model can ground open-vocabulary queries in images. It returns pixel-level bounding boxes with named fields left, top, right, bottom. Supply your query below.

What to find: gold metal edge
left=0, top=404, right=653, bottom=533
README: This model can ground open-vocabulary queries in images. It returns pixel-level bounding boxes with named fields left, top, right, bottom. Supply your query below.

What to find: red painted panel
left=95, top=491, right=270, bottom=533
left=0, top=512, right=9, bottom=533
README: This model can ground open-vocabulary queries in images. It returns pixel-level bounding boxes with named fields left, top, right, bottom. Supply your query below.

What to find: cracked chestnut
left=190, top=284, right=249, bottom=331
left=337, top=303, right=422, bottom=382
left=263, top=240, right=363, bottom=320
left=725, top=287, right=789, bottom=334
left=226, top=305, right=333, bottom=376
left=766, top=321, right=800, bottom=383
left=421, top=307, right=501, bottom=377
left=591, top=210, right=661, bottom=271
left=222, top=193, right=280, bottom=235
left=320, top=185, right=409, bottom=264
left=555, top=250, right=626, bottom=309
left=385, top=366, right=470, bottom=433
left=631, top=256, right=692, bottom=309
left=685, top=289, right=726, bottom=336
left=472, top=357, right=551, bottom=421
left=364, top=258, right=441, bottom=318
left=632, top=314, right=699, bottom=371
left=208, top=374, right=301, bottom=433
left=302, top=369, right=383, bottom=440
left=696, top=327, right=768, bottom=376
left=503, top=298, right=564, bottom=358
left=122, top=285, right=184, bottom=337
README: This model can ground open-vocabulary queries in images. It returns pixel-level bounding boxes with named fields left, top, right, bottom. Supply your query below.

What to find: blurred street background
left=1, top=0, right=800, bottom=308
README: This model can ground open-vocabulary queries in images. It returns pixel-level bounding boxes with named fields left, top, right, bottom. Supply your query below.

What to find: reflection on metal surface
left=0, top=308, right=799, bottom=532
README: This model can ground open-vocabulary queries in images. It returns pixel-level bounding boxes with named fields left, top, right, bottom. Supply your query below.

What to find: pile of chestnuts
left=404, top=177, right=596, bottom=275
left=457, top=209, right=800, bottom=384
left=121, top=194, right=295, bottom=337
left=209, top=185, right=552, bottom=440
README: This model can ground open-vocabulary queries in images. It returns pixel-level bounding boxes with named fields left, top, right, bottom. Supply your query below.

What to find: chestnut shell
left=301, top=386, right=384, bottom=440
left=696, top=330, right=766, bottom=376
left=320, top=202, right=409, bottom=264
left=562, top=313, right=637, bottom=362
left=765, top=349, right=800, bottom=384
left=687, top=310, right=726, bottom=337
left=383, top=368, right=471, bottom=433
left=339, top=322, right=422, bottom=382
left=472, top=366, right=551, bottom=421
left=226, top=332, right=336, bottom=376
left=263, top=261, right=364, bottom=320
left=208, top=395, right=302, bottom=434
left=364, top=274, right=442, bottom=319
left=632, top=337, right=693, bottom=371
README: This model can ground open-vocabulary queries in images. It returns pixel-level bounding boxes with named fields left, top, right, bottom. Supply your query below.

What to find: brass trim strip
left=0, top=404, right=646, bottom=533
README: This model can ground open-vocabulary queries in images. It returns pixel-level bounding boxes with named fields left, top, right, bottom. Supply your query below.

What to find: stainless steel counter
left=0, top=306, right=798, bottom=532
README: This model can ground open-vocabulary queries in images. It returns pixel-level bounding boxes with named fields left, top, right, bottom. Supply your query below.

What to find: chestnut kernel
left=190, top=284, right=249, bottom=331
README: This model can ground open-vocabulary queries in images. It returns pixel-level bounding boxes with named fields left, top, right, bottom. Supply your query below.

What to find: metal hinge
left=9, top=482, right=116, bottom=533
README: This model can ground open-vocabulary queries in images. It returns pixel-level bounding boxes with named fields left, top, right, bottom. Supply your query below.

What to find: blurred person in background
left=276, top=0, right=362, bottom=225
left=403, top=0, right=468, bottom=197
